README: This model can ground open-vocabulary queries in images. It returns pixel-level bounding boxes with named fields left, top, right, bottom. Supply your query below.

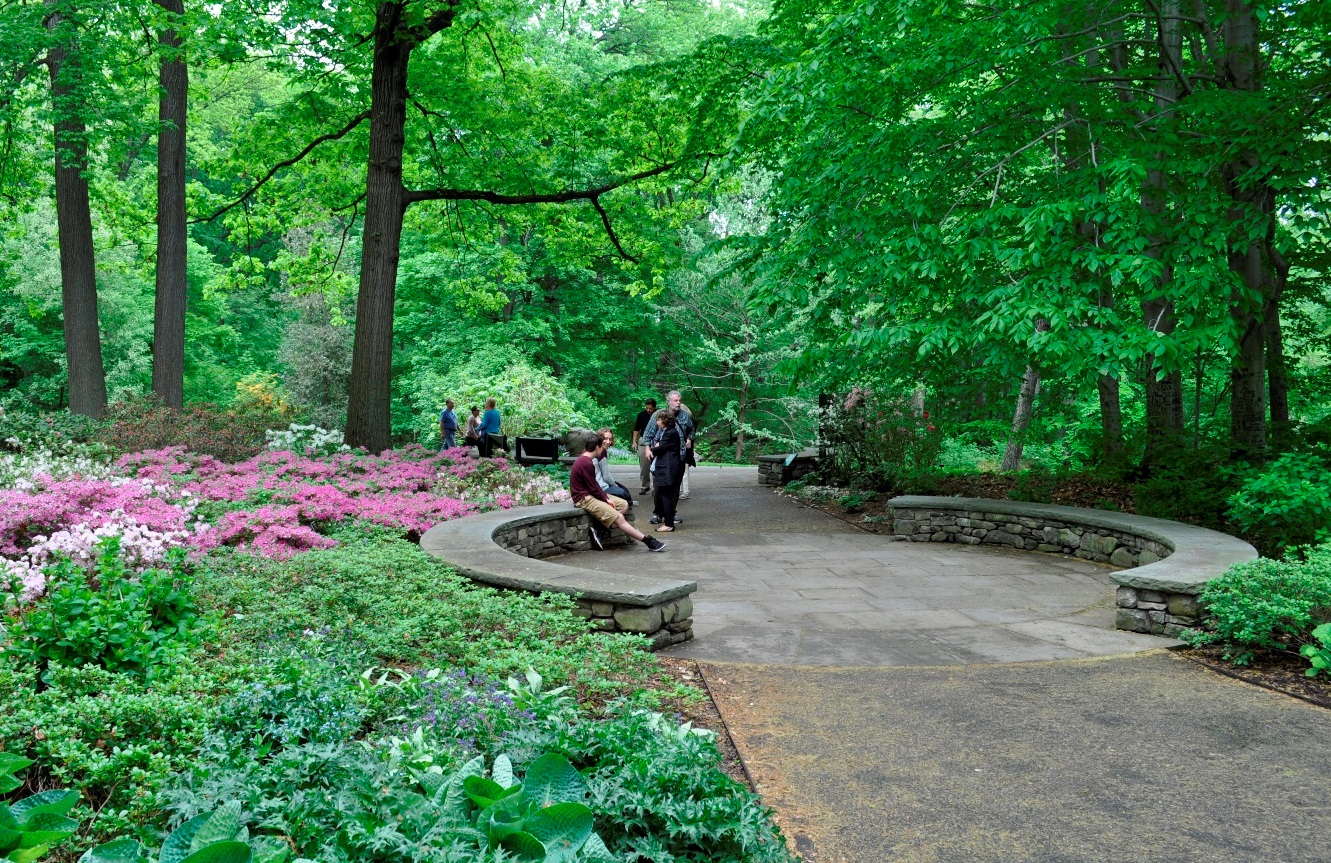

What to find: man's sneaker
left=589, top=525, right=606, bottom=551
left=639, top=488, right=650, bottom=495
left=649, top=515, right=662, bottom=524
left=644, top=536, right=666, bottom=552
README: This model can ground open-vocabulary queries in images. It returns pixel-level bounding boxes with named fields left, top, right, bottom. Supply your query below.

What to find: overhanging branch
left=402, top=159, right=685, bottom=206
left=196, top=109, right=371, bottom=223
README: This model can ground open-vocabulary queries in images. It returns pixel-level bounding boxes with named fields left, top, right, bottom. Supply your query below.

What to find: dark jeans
left=653, top=482, right=679, bottom=527
left=606, top=483, right=633, bottom=505
left=441, top=430, right=456, bottom=450
left=479, top=434, right=494, bottom=457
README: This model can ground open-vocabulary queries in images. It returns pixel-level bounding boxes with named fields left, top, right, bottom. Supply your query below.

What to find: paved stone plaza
left=556, top=466, right=1170, bottom=665
left=552, top=466, right=1331, bottom=862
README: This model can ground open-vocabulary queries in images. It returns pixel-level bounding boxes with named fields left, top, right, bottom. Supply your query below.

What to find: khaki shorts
left=576, top=494, right=627, bottom=528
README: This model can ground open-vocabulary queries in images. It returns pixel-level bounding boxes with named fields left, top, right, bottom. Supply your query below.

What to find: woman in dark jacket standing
left=649, top=413, right=685, bottom=531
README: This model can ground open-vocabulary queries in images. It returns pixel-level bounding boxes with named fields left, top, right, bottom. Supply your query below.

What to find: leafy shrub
left=1302, top=623, right=1331, bottom=679
left=837, top=492, right=875, bottom=513
left=0, top=409, right=103, bottom=455
left=262, top=424, right=349, bottom=457
left=820, top=388, right=942, bottom=491
left=365, top=667, right=526, bottom=761
left=0, top=659, right=220, bottom=840
left=212, top=640, right=379, bottom=751
left=1226, top=452, right=1331, bottom=555
left=194, top=535, right=656, bottom=701
left=96, top=398, right=293, bottom=464
left=407, top=355, right=607, bottom=444
left=1007, top=466, right=1056, bottom=504
left=1183, top=543, right=1331, bottom=663
left=512, top=708, right=795, bottom=863
left=1130, top=447, right=1237, bottom=529
left=4, top=539, right=207, bottom=679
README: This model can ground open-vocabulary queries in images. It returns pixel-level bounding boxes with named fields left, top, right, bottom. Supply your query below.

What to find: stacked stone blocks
left=489, top=511, right=694, bottom=650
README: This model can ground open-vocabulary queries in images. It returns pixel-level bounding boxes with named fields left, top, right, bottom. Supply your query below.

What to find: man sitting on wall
left=571, top=430, right=665, bottom=553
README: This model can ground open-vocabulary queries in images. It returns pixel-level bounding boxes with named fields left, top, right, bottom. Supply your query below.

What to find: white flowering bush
left=265, top=423, right=352, bottom=457
left=0, top=446, right=116, bottom=490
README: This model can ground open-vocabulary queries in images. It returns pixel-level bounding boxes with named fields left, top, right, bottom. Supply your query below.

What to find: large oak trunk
left=47, top=18, right=107, bottom=418
left=345, top=4, right=412, bottom=453
left=151, top=0, right=188, bottom=409
left=1222, top=0, right=1273, bottom=456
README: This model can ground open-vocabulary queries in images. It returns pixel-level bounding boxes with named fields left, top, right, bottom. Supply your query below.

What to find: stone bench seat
left=421, top=504, right=696, bottom=650
left=888, top=496, right=1257, bottom=637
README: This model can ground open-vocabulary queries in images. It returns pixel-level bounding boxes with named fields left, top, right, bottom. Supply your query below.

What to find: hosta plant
left=81, top=802, right=287, bottom=863
left=1302, top=623, right=1331, bottom=679
left=0, top=754, right=80, bottom=863
left=461, top=753, right=612, bottom=863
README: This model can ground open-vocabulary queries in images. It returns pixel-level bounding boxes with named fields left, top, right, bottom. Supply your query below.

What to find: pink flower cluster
left=3, top=442, right=568, bottom=599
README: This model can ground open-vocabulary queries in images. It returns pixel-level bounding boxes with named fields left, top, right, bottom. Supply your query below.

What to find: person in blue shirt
left=478, top=398, right=503, bottom=457
left=438, top=399, right=459, bottom=451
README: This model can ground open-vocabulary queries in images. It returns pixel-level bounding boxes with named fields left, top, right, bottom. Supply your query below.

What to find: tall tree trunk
left=1000, top=365, right=1041, bottom=472
left=734, top=380, right=747, bottom=463
left=1000, top=319, right=1049, bottom=472
left=345, top=4, right=414, bottom=453
left=151, top=0, right=188, bottom=409
left=47, top=11, right=107, bottom=418
left=1221, top=0, right=1273, bottom=457
left=1097, top=373, right=1123, bottom=456
left=1265, top=249, right=1291, bottom=446
left=1139, top=0, right=1184, bottom=465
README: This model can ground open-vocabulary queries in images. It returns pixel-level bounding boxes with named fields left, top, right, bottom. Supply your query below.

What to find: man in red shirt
left=571, top=431, right=666, bottom=552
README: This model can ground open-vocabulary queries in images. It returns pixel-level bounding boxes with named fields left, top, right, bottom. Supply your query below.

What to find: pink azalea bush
left=3, top=442, right=569, bottom=601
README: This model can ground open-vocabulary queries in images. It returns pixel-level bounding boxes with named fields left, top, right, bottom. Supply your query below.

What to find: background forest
left=1, top=0, right=1330, bottom=535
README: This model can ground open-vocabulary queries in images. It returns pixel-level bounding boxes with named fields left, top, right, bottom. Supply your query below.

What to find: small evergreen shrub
left=97, top=396, right=294, bottom=463
left=1226, top=452, right=1331, bottom=555
left=1184, top=543, right=1331, bottom=663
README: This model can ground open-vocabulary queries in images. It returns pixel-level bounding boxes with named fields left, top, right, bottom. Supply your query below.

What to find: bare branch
left=590, top=195, right=636, bottom=263
left=196, top=109, right=371, bottom=223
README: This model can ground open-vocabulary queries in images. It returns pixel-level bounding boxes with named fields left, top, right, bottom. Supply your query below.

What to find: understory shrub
left=194, top=535, right=657, bottom=702
left=819, top=387, right=943, bottom=490
left=1184, top=542, right=1331, bottom=663
left=1225, top=452, right=1331, bottom=555
left=0, top=657, right=221, bottom=841
left=1130, top=447, right=1237, bottom=529
left=4, top=539, right=208, bottom=679
left=97, top=398, right=294, bottom=464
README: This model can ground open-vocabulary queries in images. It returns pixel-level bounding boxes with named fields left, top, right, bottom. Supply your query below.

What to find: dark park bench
left=514, top=436, right=559, bottom=465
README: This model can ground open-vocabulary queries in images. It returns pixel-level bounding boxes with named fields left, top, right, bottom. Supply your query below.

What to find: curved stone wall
left=421, top=504, right=696, bottom=650
left=887, top=496, right=1257, bottom=637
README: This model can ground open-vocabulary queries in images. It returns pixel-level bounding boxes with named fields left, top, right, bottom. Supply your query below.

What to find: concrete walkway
left=556, top=466, right=1171, bottom=665
left=551, top=466, right=1331, bottom=862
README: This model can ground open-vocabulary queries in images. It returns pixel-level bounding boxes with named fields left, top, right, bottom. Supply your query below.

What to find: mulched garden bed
left=1183, top=646, right=1331, bottom=710
left=656, top=656, right=754, bottom=788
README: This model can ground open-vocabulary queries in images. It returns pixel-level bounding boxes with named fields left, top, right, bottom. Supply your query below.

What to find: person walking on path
left=439, top=400, right=459, bottom=451
left=595, top=428, right=633, bottom=504
left=477, top=398, right=502, bottom=457
left=632, top=398, right=657, bottom=495
left=641, top=390, right=694, bottom=524
left=571, top=430, right=665, bottom=552
left=649, top=413, right=686, bottom=531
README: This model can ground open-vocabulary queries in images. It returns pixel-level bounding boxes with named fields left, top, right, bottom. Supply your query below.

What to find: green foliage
left=1007, top=467, right=1056, bottom=505
left=819, top=389, right=943, bottom=491
left=405, top=353, right=607, bottom=444
left=463, top=753, right=604, bottom=862
left=1226, top=453, right=1331, bottom=555
left=96, top=398, right=295, bottom=464
left=0, top=757, right=80, bottom=863
left=1302, top=623, right=1331, bottom=679
left=0, top=409, right=103, bottom=454
left=1130, top=448, right=1238, bottom=530
left=0, top=658, right=219, bottom=840
left=4, top=540, right=207, bottom=680
left=83, top=801, right=288, bottom=863
left=1184, top=544, right=1331, bottom=664
left=513, top=709, right=795, bottom=863
left=195, top=535, right=656, bottom=701
left=836, top=492, right=875, bottom=513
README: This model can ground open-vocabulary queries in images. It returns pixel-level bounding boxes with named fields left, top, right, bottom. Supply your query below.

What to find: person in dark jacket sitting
left=649, top=413, right=686, bottom=532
